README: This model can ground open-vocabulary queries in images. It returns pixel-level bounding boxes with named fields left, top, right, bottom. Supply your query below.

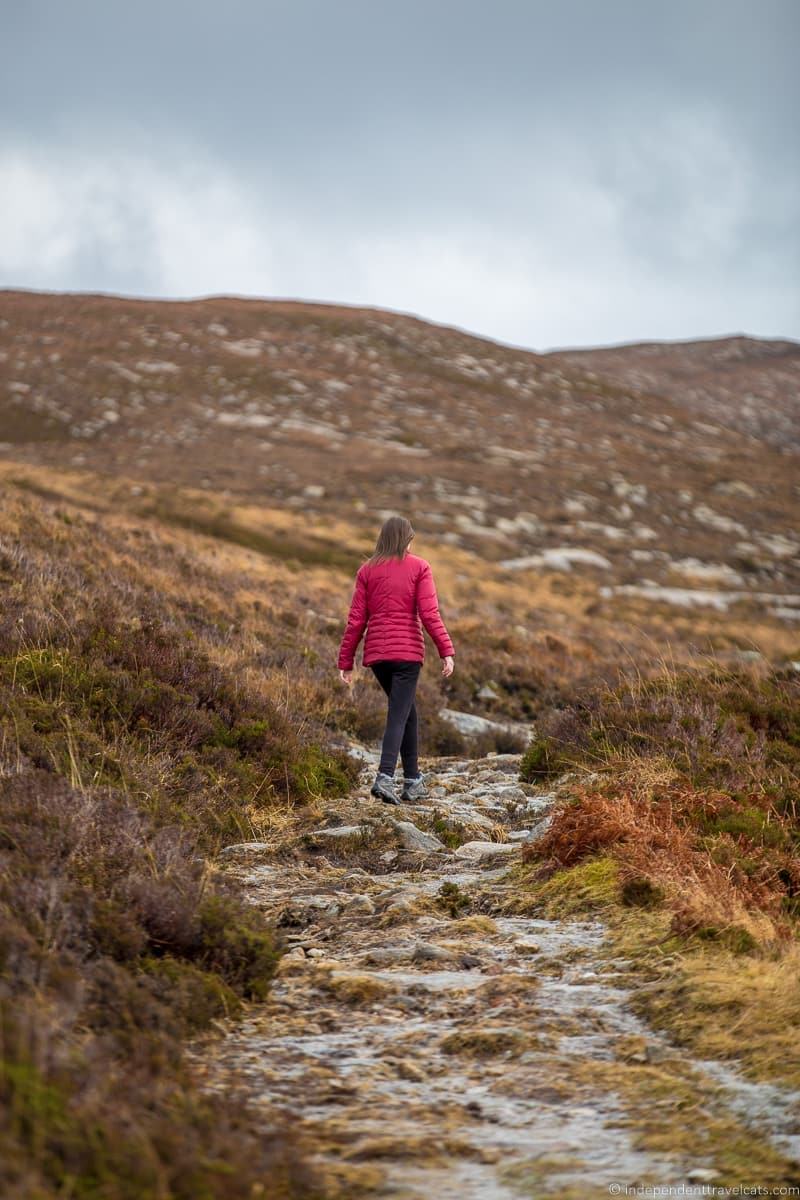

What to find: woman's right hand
left=441, top=656, right=454, bottom=678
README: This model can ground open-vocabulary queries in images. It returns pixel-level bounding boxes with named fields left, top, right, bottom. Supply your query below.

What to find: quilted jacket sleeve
left=337, top=566, right=369, bottom=669
left=416, top=561, right=455, bottom=659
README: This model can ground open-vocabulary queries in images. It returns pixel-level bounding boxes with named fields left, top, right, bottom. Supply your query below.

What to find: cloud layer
left=1, top=0, right=797, bottom=350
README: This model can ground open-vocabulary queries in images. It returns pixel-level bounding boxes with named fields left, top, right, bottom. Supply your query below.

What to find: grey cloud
left=1, top=0, right=797, bottom=348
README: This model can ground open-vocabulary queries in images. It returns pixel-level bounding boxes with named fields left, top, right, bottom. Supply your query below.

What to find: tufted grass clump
left=441, top=1028, right=530, bottom=1056
left=519, top=733, right=565, bottom=781
left=437, top=881, right=472, bottom=917
left=515, top=856, right=622, bottom=918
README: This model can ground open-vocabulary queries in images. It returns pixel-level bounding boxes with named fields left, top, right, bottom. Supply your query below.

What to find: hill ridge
left=2, top=289, right=798, bottom=625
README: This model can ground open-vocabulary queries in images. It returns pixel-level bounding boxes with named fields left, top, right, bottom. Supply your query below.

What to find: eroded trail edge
left=188, top=753, right=800, bottom=1199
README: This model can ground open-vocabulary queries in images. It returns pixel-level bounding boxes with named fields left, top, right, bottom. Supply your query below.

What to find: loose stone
left=392, top=820, right=446, bottom=853
left=453, top=841, right=521, bottom=862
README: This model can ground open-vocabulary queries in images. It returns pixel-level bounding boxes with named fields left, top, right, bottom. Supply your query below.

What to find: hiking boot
left=401, top=773, right=428, bottom=803
left=370, top=772, right=400, bottom=805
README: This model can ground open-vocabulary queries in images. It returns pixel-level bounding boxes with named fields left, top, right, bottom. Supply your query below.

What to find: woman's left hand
left=339, top=668, right=354, bottom=686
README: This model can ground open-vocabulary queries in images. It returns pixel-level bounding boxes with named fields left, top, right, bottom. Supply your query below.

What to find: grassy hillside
left=1, top=287, right=799, bottom=1193
left=2, top=290, right=798, bottom=628
left=0, top=478, right=363, bottom=1199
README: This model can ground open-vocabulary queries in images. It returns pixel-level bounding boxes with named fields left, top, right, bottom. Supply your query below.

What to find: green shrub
left=620, top=877, right=665, bottom=909
left=138, top=956, right=243, bottom=1030
left=520, top=734, right=560, bottom=780
left=196, top=894, right=280, bottom=1001
left=437, top=881, right=471, bottom=917
left=695, top=925, right=759, bottom=956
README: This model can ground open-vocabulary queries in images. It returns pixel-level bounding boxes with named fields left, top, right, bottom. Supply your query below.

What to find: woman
left=337, top=515, right=455, bottom=805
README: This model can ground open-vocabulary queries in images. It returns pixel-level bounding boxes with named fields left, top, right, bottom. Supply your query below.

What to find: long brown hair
left=366, top=515, right=415, bottom=565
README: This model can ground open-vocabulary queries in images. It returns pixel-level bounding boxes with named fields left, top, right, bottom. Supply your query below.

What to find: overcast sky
left=1, top=0, right=797, bottom=351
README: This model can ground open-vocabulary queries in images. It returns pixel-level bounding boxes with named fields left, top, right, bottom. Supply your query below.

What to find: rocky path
left=188, top=753, right=800, bottom=1198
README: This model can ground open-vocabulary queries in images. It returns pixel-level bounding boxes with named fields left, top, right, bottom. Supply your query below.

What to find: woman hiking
left=337, top=516, right=455, bottom=805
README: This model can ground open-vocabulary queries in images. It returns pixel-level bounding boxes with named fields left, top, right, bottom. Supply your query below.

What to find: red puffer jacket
left=337, top=553, right=455, bottom=670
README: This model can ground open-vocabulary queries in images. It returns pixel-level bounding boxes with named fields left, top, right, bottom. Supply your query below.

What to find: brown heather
left=0, top=483, right=356, bottom=1198
left=521, top=664, right=800, bottom=946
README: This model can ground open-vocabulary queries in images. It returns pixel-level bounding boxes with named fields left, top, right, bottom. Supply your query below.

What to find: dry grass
left=514, top=656, right=800, bottom=1090
left=635, top=940, right=800, bottom=1085
left=521, top=659, right=800, bottom=946
left=530, top=776, right=782, bottom=944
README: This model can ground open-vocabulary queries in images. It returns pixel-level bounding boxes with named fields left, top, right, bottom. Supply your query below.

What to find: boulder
left=439, top=708, right=530, bottom=740
left=362, top=946, right=412, bottom=966
left=342, top=894, right=376, bottom=916
left=439, top=807, right=497, bottom=832
left=219, top=841, right=272, bottom=856
left=412, top=942, right=458, bottom=964
left=453, top=841, right=521, bottom=862
left=309, top=824, right=370, bottom=839
left=276, top=946, right=308, bottom=976
left=392, top=820, right=445, bottom=853
left=496, top=785, right=528, bottom=805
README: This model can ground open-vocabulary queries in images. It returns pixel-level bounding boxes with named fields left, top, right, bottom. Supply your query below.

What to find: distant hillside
left=1, top=289, right=798, bottom=629
left=550, top=334, right=800, bottom=450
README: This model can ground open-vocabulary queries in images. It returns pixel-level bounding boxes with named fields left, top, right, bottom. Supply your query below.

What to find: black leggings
left=369, top=660, right=422, bottom=778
